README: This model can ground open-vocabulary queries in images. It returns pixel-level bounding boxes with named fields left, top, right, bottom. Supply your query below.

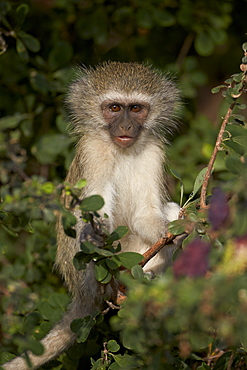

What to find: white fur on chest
left=100, top=142, right=165, bottom=232
left=82, top=135, right=166, bottom=236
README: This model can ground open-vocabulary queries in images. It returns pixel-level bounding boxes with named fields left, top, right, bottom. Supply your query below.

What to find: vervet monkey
left=3, top=61, right=180, bottom=370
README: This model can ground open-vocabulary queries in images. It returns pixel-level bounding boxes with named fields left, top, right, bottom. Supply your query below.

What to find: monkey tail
left=2, top=301, right=83, bottom=370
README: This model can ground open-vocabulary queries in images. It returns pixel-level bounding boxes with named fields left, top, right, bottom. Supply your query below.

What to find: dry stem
left=200, top=101, right=236, bottom=209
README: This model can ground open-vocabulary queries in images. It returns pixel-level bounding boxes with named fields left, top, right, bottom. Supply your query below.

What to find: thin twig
left=140, top=232, right=176, bottom=268
left=227, top=350, right=235, bottom=370
left=200, top=101, right=236, bottom=209
left=105, top=300, right=121, bottom=310
left=176, top=33, right=194, bottom=67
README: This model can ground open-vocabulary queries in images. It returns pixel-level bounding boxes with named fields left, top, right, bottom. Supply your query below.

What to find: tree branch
left=140, top=232, right=176, bottom=268
left=199, top=101, right=236, bottom=209
left=200, top=45, right=247, bottom=209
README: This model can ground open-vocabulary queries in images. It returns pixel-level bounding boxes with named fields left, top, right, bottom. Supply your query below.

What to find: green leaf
left=74, top=179, right=87, bottom=189
left=232, top=73, right=243, bottom=83
left=94, top=247, right=114, bottom=257
left=242, top=42, right=247, bottom=52
left=62, top=212, right=77, bottom=231
left=0, top=113, right=28, bottom=130
left=29, top=71, right=51, bottom=94
left=81, top=241, right=97, bottom=254
left=233, top=135, right=247, bottom=149
left=109, top=255, right=122, bottom=268
left=94, top=261, right=108, bottom=281
left=34, top=322, right=51, bottom=340
left=107, top=340, right=120, bottom=353
left=112, top=353, right=136, bottom=368
left=231, top=113, right=245, bottom=122
left=242, top=56, right=247, bottom=64
left=21, top=119, right=33, bottom=137
left=113, top=7, right=132, bottom=22
left=16, top=4, right=29, bottom=24
left=37, top=301, right=56, bottom=320
left=169, top=219, right=189, bottom=235
left=152, top=8, right=176, bottom=27
left=222, top=89, right=235, bottom=104
left=208, top=27, right=226, bottom=45
left=183, top=167, right=208, bottom=208
left=194, top=32, right=214, bottom=56
left=70, top=317, right=90, bottom=333
left=225, top=156, right=246, bottom=174
left=70, top=316, right=95, bottom=342
left=117, top=252, right=143, bottom=269
left=106, top=226, right=129, bottom=244
left=48, top=41, right=73, bottom=71
left=188, top=212, right=199, bottom=222
left=16, top=38, right=29, bottom=62
left=31, top=133, right=73, bottom=164
left=230, top=83, right=243, bottom=97
left=56, top=113, right=68, bottom=133
left=136, top=8, right=153, bottom=29
left=24, top=312, right=41, bottom=331
left=236, top=103, right=246, bottom=109
left=91, top=358, right=109, bottom=369
left=74, top=252, right=92, bottom=263
left=225, top=77, right=233, bottom=84
left=43, top=208, right=56, bottom=223
left=211, top=85, right=226, bottom=94
left=48, top=293, right=70, bottom=309
left=0, top=1, right=11, bottom=16
left=213, top=351, right=232, bottom=369
left=100, top=271, right=113, bottom=284
left=80, top=195, right=105, bottom=212
left=131, top=265, right=144, bottom=279
left=224, top=140, right=245, bottom=156
left=0, top=352, right=16, bottom=363
left=231, top=118, right=245, bottom=126
left=41, top=182, right=55, bottom=194
left=170, top=168, right=184, bottom=206
left=106, top=258, right=120, bottom=270
left=73, top=251, right=91, bottom=270
left=170, top=168, right=183, bottom=182
left=197, top=364, right=211, bottom=370
left=0, top=224, right=19, bottom=238
left=191, top=167, right=208, bottom=198
left=109, top=362, right=120, bottom=370
left=18, top=31, right=40, bottom=52
left=26, top=340, right=44, bottom=356
left=190, top=330, right=212, bottom=350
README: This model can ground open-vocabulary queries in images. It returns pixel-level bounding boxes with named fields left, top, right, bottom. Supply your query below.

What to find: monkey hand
left=80, top=221, right=105, bottom=247
left=173, top=232, right=188, bottom=248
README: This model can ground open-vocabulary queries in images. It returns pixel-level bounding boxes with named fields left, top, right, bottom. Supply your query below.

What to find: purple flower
left=173, top=239, right=210, bottom=278
left=208, top=187, right=229, bottom=231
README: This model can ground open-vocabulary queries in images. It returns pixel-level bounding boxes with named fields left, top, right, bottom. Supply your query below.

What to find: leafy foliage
left=1, top=1, right=247, bottom=370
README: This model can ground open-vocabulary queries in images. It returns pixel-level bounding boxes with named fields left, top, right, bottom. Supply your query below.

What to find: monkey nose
left=120, top=122, right=133, bottom=131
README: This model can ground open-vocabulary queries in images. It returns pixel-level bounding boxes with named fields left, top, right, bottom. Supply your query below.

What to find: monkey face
left=101, top=101, right=150, bottom=148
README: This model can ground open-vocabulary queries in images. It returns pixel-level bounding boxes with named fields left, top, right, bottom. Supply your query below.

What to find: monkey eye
left=109, top=104, right=121, bottom=112
left=130, top=105, right=141, bottom=113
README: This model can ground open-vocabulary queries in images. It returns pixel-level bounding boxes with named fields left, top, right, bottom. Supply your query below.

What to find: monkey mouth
left=114, top=136, right=135, bottom=148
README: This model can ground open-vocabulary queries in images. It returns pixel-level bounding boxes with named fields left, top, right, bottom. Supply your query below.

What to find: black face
left=101, top=101, right=150, bottom=148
